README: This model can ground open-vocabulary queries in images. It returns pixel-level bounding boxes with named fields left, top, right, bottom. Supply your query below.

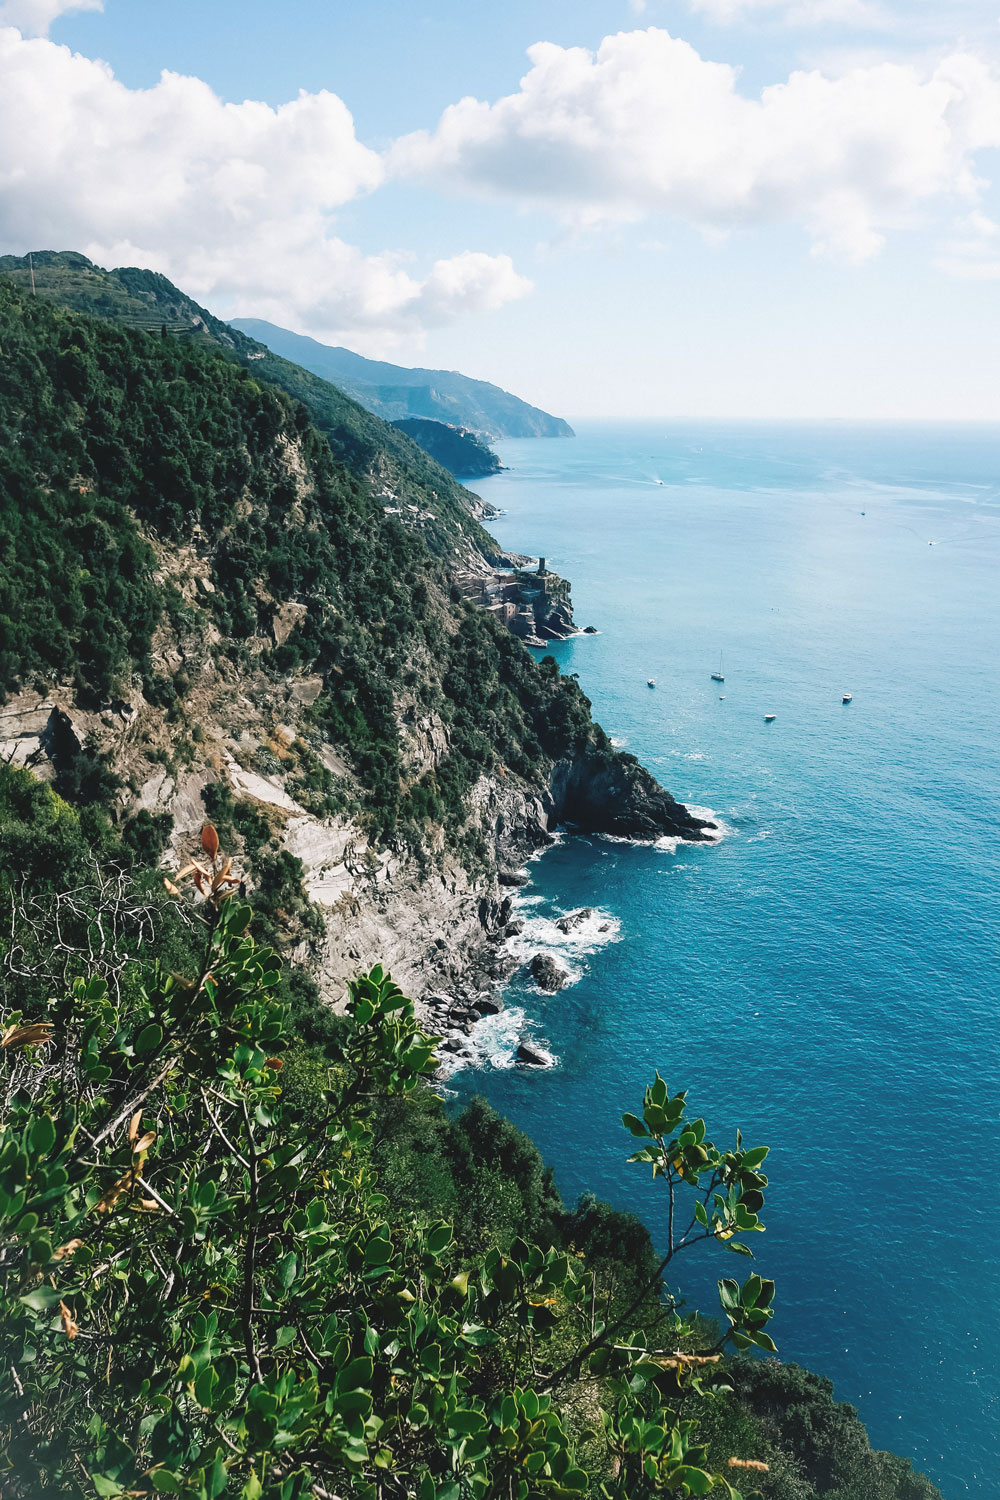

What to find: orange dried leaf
left=264, top=1057, right=283, bottom=1071
left=95, top=1174, right=133, bottom=1213
left=729, top=1459, right=769, bottom=1473
left=163, top=878, right=182, bottom=897
left=133, top=1198, right=162, bottom=1213
left=59, top=1301, right=79, bottom=1339
left=2, top=1022, right=53, bottom=1050
left=201, top=823, right=219, bottom=859
left=128, top=1111, right=142, bottom=1143
left=54, top=1238, right=84, bottom=1261
left=132, top=1131, right=156, bottom=1155
left=192, top=871, right=206, bottom=894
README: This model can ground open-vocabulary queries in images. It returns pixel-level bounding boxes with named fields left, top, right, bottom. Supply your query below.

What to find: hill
left=391, top=416, right=504, bottom=477
left=0, top=268, right=707, bottom=1023
left=0, top=251, right=505, bottom=563
left=230, top=315, right=575, bottom=439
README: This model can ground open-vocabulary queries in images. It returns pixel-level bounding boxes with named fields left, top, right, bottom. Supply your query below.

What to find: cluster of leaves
left=0, top=831, right=780, bottom=1500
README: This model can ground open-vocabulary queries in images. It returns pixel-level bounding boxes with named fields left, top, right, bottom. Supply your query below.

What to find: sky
left=2, top=0, right=1000, bottom=418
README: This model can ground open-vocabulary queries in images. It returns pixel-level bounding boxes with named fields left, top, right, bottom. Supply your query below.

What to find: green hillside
left=0, top=252, right=502, bottom=564
left=0, top=274, right=599, bottom=843
left=392, top=416, right=504, bottom=477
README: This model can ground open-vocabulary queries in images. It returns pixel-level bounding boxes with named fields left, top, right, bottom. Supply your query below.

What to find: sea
left=447, top=420, right=1000, bottom=1499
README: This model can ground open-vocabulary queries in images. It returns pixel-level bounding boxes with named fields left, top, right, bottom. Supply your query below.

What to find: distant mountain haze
left=229, top=317, right=574, bottom=440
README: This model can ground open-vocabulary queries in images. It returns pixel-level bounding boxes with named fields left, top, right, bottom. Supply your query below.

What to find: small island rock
left=516, top=1040, right=553, bottom=1067
left=530, top=953, right=570, bottom=991
left=555, top=907, right=593, bottom=934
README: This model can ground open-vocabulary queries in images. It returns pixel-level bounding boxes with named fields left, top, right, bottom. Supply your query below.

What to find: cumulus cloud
left=0, top=29, right=530, bottom=349
left=0, top=0, right=100, bottom=37
left=392, top=28, right=1000, bottom=262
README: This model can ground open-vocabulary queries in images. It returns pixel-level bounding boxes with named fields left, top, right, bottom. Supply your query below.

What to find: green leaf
left=622, top=1112, right=650, bottom=1138
left=91, top=1480, right=123, bottom=1498
left=150, top=1472, right=183, bottom=1493
left=28, top=1115, right=56, bottom=1155
left=340, top=1356, right=374, bottom=1391
left=694, top=1201, right=708, bottom=1227
left=677, top=1466, right=714, bottom=1495
left=135, top=1022, right=163, bottom=1056
left=425, top=1222, right=453, bottom=1255
left=741, top=1146, right=770, bottom=1170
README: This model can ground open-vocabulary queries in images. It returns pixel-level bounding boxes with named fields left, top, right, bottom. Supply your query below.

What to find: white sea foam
left=594, top=805, right=728, bottom=854
left=506, top=900, right=623, bottom=988
left=436, top=1006, right=559, bottom=1076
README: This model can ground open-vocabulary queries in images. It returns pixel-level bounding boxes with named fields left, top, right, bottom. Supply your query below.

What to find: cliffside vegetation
left=0, top=785, right=942, bottom=1500
left=391, top=418, right=504, bottom=479
left=0, top=274, right=599, bottom=847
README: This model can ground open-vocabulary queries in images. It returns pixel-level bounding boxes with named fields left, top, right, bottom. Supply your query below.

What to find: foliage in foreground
left=0, top=831, right=780, bottom=1500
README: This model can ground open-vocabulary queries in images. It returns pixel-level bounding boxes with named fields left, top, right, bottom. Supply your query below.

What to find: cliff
left=0, top=271, right=709, bottom=1052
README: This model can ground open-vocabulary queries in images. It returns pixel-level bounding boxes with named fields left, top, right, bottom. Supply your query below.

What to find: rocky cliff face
left=0, top=666, right=713, bottom=1059
left=0, top=268, right=714, bottom=1062
left=550, top=753, right=715, bottom=842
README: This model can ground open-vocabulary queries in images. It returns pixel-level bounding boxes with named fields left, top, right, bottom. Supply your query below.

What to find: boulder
left=530, top=953, right=570, bottom=992
left=498, top=868, right=529, bottom=887
left=504, top=920, right=524, bottom=938
left=555, top=907, right=593, bottom=935
left=516, top=1040, right=553, bottom=1067
left=471, top=995, right=503, bottom=1016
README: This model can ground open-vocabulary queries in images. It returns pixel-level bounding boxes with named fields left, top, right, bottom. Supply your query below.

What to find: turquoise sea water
left=449, top=422, right=1000, bottom=1498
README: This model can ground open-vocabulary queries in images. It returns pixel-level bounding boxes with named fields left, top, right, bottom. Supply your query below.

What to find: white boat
left=711, top=651, right=725, bottom=683
left=764, top=713, right=776, bottom=722
left=842, top=692, right=853, bottom=704
left=647, top=678, right=656, bottom=688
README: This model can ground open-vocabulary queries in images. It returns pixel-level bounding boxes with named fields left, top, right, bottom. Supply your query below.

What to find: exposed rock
left=530, top=954, right=570, bottom=992
left=498, top=868, right=529, bottom=887
left=271, top=599, right=307, bottom=646
left=290, top=675, right=324, bottom=706
left=504, top=920, right=524, bottom=938
left=555, top=907, right=594, bottom=934
left=516, top=1040, right=553, bottom=1067
left=549, top=752, right=716, bottom=843
left=471, top=995, right=503, bottom=1015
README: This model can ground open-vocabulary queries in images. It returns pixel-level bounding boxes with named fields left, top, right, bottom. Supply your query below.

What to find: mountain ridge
left=230, top=315, right=575, bottom=440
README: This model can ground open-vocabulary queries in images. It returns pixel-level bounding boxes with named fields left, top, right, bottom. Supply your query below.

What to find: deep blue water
left=449, top=422, right=1000, bottom=1498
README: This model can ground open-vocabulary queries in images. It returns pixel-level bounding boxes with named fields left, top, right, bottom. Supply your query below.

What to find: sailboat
left=711, top=652, right=725, bottom=683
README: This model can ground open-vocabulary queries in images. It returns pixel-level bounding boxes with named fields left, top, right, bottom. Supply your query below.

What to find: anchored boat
left=711, top=651, right=725, bottom=683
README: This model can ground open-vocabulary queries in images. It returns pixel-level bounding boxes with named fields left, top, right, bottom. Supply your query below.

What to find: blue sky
left=3, top=0, right=1000, bottom=418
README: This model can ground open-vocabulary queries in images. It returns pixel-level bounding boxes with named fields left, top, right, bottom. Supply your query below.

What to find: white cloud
left=0, top=29, right=530, bottom=349
left=393, top=28, right=1000, bottom=263
left=0, top=0, right=101, bottom=37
